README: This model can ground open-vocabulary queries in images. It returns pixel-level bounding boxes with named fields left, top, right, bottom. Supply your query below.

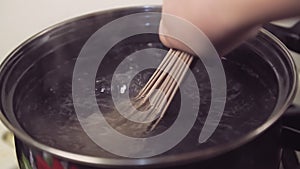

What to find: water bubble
left=120, top=85, right=127, bottom=94
left=147, top=43, right=153, bottom=47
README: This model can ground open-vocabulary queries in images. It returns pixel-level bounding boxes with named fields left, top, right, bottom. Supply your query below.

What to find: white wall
left=0, top=0, right=162, bottom=62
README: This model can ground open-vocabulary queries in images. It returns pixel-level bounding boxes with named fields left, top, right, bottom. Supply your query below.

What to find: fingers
left=214, top=25, right=261, bottom=56
left=159, top=20, right=195, bottom=55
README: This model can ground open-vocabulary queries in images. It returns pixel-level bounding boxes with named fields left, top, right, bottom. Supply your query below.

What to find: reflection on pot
left=19, top=147, right=78, bottom=169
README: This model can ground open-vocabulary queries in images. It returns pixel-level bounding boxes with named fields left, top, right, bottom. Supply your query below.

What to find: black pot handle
left=282, top=149, right=300, bottom=169
left=263, top=22, right=300, bottom=53
left=281, top=105, right=300, bottom=169
left=282, top=104, right=300, bottom=150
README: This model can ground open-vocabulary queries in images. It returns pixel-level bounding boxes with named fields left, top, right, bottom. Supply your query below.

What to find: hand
left=159, top=0, right=300, bottom=56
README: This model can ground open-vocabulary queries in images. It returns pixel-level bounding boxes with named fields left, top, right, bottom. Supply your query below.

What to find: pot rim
left=0, top=5, right=297, bottom=168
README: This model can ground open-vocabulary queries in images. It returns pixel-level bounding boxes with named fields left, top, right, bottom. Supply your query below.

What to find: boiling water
left=14, top=44, right=278, bottom=158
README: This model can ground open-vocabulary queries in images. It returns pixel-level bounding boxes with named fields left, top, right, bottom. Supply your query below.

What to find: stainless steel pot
left=0, top=6, right=299, bottom=169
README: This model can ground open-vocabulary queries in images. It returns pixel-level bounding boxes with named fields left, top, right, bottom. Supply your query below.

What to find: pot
left=0, top=6, right=300, bottom=169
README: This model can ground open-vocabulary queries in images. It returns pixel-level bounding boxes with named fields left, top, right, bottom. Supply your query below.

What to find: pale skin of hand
left=159, top=0, right=300, bottom=56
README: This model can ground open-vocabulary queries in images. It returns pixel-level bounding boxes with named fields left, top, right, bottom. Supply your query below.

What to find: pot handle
left=282, top=105, right=300, bottom=150
left=281, top=105, right=300, bottom=169
left=263, top=22, right=300, bottom=53
left=282, top=149, right=300, bottom=169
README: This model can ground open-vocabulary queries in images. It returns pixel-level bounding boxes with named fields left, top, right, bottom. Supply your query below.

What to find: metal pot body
left=15, top=122, right=283, bottom=169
